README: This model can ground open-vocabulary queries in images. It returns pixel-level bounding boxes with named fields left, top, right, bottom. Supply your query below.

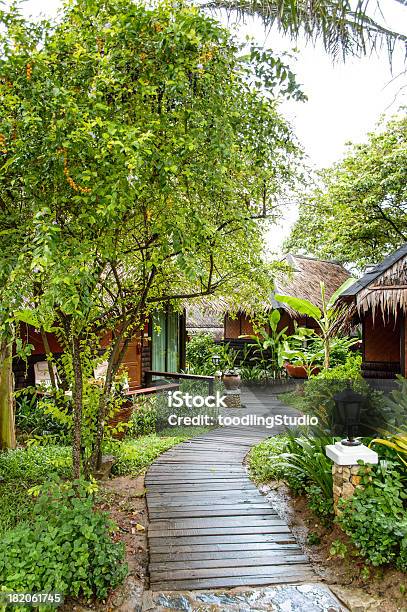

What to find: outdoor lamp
left=333, top=386, right=364, bottom=447
left=211, top=354, right=221, bottom=367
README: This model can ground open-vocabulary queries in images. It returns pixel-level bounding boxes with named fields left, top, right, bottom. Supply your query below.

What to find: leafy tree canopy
left=285, top=114, right=407, bottom=270
left=0, top=0, right=302, bottom=464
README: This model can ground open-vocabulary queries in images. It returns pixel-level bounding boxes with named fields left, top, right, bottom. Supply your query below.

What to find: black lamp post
left=211, top=354, right=221, bottom=368
left=333, top=386, right=364, bottom=446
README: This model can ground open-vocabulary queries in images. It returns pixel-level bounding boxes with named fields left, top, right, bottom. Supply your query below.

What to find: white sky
left=19, top=0, right=407, bottom=252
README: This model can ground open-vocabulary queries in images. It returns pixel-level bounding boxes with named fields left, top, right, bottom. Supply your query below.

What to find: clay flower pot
left=284, top=362, right=320, bottom=379
left=222, top=372, right=241, bottom=390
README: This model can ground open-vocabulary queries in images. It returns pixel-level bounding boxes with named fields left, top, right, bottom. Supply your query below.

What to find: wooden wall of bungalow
left=224, top=310, right=320, bottom=342
left=13, top=308, right=186, bottom=391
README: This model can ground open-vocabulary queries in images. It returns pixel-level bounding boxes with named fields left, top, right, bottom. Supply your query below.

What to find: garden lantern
left=211, top=354, right=221, bottom=367
left=333, top=386, right=364, bottom=446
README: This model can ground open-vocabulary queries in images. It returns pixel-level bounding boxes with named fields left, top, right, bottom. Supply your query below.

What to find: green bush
left=15, top=388, right=72, bottom=443
left=286, top=355, right=387, bottom=435
left=0, top=480, right=127, bottom=600
left=337, top=461, right=407, bottom=569
left=186, top=333, right=218, bottom=375
left=280, top=432, right=335, bottom=502
left=128, top=395, right=157, bottom=437
left=186, top=333, right=236, bottom=375
left=0, top=483, right=35, bottom=535
left=0, top=445, right=72, bottom=483
left=306, top=484, right=334, bottom=522
left=249, top=432, right=335, bottom=521
left=248, top=434, right=306, bottom=493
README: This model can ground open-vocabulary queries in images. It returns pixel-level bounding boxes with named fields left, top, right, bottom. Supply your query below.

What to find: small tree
left=0, top=0, right=301, bottom=474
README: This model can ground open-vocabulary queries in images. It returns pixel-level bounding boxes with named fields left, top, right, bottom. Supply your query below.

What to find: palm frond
left=205, top=0, right=407, bottom=60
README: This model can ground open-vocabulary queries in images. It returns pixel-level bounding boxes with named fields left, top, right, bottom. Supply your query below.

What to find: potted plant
left=222, top=367, right=241, bottom=390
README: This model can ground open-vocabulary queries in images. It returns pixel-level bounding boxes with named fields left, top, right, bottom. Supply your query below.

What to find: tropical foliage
left=209, top=0, right=407, bottom=61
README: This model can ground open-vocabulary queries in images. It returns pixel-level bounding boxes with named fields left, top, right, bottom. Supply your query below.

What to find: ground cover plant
left=0, top=479, right=128, bottom=601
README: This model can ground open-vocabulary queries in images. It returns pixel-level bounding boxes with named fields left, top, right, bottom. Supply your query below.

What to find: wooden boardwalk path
left=145, top=387, right=314, bottom=591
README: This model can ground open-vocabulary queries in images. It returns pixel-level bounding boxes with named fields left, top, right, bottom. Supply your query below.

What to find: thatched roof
left=273, top=254, right=351, bottom=311
left=194, top=254, right=350, bottom=316
left=186, top=305, right=223, bottom=329
left=341, top=243, right=407, bottom=317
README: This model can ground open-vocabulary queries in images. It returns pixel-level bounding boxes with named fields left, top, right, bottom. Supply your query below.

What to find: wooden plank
left=150, top=541, right=299, bottom=554
left=150, top=546, right=301, bottom=562
left=151, top=563, right=313, bottom=581
left=148, top=525, right=290, bottom=537
left=149, top=508, right=277, bottom=519
left=151, top=573, right=316, bottom=591
left=149, top=517, right=283, bottom=529
left=150, top=554, right=308, bottom=571
left=147, top=534, right=296, bottom=546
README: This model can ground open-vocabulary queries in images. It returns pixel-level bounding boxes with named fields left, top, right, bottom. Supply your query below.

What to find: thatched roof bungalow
left=223, top=254, right=350, bottom=342
left=341, top=243, right=407, bottom=379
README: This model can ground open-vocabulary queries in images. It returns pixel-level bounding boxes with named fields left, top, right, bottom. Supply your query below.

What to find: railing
left=144, top=370, right=215, bottom=395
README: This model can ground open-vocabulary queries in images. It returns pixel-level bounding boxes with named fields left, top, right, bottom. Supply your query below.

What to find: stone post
left=224, top=388, right=241, bottom=408
left=325, top=441, right=378, bottom=515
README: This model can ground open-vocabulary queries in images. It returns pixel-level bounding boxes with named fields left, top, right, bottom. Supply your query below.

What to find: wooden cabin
left=341, top=244, right=407, bottom=379
left=223, top=254, right=350, bottom=348
left=13, top=307, right=187, bottom=391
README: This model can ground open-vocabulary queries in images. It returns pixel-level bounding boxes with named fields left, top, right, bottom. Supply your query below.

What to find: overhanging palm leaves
left=205, top=0, right=407, bottom=60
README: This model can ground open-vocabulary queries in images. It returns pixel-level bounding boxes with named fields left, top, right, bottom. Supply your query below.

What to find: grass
left=0, top=445, right=72, bottom=483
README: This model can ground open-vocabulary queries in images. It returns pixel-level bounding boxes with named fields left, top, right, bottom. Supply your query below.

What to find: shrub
left=186, top=333, right=236, bottom=375
left=0, top=445, right=72, bottom=483
left=0, top=483, right=35, bottom=535
left=290, top=356, right=387, bottom=436
left=0, top=480, right=128, bottom=600
left=306, top=484, right=334, bottom=522
left=248, top=434, right=306, bottom=493
left=249, top=432, right=335, bottom=521
left=128, top=395, right=157, bottom=437
left=186, top=333, right=218, bottom=375
left=281, top=432, right=335, bottom=502
left=15, top=388, right=71, bottom=443
left=337, top=461, right=407, bottom=569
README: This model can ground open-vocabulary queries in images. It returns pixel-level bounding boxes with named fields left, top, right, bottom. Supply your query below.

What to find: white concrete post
left=325, top=442, right=379, bottom=514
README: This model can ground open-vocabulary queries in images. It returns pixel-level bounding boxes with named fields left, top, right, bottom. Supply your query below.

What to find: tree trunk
left=72, top=337, right=83, bottom=479
left=0, top=340, right=16, bottom=450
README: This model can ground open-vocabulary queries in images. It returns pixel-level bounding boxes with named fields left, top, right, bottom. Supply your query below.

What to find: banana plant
left=275, top=277, right=356, bottom=370
left=240, top=309, right=288, bottom=378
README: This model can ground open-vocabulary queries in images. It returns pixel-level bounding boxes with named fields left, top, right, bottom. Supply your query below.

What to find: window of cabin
left=152, top=308, right=180, bottom=372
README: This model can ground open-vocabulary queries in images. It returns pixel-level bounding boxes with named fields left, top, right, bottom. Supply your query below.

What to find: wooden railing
left=144, top=370, right=215, bottom=395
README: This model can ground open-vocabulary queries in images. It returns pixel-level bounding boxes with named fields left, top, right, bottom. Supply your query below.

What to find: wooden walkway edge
left=145, top=390, right=315, bottom=591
